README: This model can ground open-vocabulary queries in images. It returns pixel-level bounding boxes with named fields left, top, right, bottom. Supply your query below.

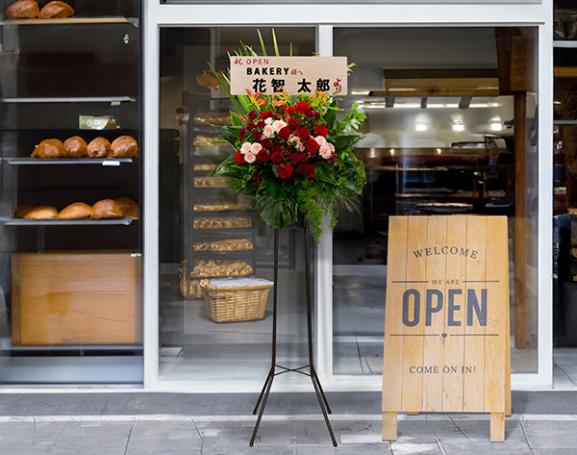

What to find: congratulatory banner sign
left=381, top=216, right=510, bottom=442
left=229, top=56, right=348, bottom=96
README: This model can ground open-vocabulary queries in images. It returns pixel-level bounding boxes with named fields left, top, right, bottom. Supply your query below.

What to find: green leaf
left=257, top=29, right=268, bottom=57
left=272, top=29, right=280, bottom=57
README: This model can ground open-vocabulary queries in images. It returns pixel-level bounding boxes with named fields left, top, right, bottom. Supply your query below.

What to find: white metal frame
left=144, top=1, right=553, bottom=392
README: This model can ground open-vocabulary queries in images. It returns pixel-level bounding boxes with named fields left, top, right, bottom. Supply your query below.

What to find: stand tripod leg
left=310, top=367, right=332, bottom=414
left=310, top=369, right=338, bottom=447
left=250, top=373, right=274, bottom=447
left=252, top=369, right=274, bottom=415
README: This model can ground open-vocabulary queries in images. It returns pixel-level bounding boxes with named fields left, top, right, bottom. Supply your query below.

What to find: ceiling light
left=489, top=117, right=503, bottom=132
left=415, top=122, right=428, bottom=132
left=452, top=120, right=465, bottom=132
left=390, top=148, right=396, bottom=156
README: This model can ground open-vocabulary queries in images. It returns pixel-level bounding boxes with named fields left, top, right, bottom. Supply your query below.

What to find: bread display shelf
left=8, top=344, right=142, bottom=351
left=5, top=157, right=134, bottom=166
left=3, top=217, right=137, bottom=226
left=0, top=96, right=135, bottom=104
left=554, top=120, right=577, bottom=125
left=2, top=16, right=138, bottom=26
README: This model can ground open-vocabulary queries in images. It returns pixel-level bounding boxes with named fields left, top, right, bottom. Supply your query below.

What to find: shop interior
left=157, top=26, right=548, bottom=384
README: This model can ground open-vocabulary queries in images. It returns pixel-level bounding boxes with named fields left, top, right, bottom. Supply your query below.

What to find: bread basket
left=200, top=277, right=273, bottom=323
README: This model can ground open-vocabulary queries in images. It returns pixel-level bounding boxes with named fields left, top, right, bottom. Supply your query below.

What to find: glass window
left=158, top=27, right=316, bottom=382
left=332, top=27, right=540, bottom=375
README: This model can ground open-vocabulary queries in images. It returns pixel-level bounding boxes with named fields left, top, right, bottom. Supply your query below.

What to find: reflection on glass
left=333, top=27, right=539, bottom=375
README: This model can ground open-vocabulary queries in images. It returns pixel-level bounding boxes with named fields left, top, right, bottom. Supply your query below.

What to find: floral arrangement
left=210, top=34, right=366, bottom=242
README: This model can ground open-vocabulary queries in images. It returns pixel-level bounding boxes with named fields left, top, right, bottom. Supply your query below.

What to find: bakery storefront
left=0, top=0, right=555, bottom=391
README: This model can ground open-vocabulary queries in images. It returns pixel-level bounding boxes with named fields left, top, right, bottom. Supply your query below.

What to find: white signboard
left=229, top=56, right=348, bottom=96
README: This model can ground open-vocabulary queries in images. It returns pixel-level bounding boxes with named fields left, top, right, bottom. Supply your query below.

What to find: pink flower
left=250, top=142, right=263, bottom=155
left=244, top=152, right=256, bottom=164
left=262, top=125, right=275, bottom=138
left=315, top=135, right=327, bottom=147
left=319, top=143, right=335, bottom=159
left=264, top=117, right=273, bottom=125
left=240, top=142, right=252, bottom=154
left=272, top=119, right=287, bottom=133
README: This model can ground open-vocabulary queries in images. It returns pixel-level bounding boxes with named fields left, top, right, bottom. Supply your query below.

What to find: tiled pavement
left=1, top=393, right=577, bottom=454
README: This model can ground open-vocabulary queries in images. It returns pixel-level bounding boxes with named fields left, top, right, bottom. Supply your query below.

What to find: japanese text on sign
left=229, top=56, right=348, bottom=96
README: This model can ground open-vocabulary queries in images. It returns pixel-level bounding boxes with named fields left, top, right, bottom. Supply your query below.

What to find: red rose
left=290, top=152, right=306, bottom=165
left=247, top=122, right=256, bottom=130
left=260, top=139, right=273, bottom=149
left=295, top=101, right=312, bottom=115
left=234, top=150, right=245, bottom=165
left=278, top=127, right=291, bottom=141
left=271, top=143, right=282, bottom=154
left=256, top=149, right=270, bottom=163
left=296, top=127, right=311, bottom=141
left=288, top=118, right=300, bottom=130
left=298, top=163, right=315, bottom=179
left=277, top=163, right=294, bottom=180
left=259, top=110, right=273, bottom=119
left=257, top=120, right=265, bottom=128
left=248, top=111, right=257, bottom=120
left=239, top=128, right=246, bottom=141
left=251, top=173, right=262, bottom=187
left=314, top=125, right=329, bottom=137
left=271, top=151, right=284, bottom=164
left=305, top=137, right=320, bottom=155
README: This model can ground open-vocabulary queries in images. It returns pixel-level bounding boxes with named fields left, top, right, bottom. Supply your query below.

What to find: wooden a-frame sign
left=382, top=216, right=511, bottom=442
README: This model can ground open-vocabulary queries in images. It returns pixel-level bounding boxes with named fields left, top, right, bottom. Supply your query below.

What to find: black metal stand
left=250, top=225, right=337, bottom=447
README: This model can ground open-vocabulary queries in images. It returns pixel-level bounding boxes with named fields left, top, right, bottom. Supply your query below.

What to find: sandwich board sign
left=382, top=216, right=511, bottom=442
left=229, top=56, right=348, bottom=96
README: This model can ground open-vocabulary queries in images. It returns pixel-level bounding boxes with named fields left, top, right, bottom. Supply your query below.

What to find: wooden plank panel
left=484, top=217, right=508, bottom=413
left=382, top=217, right=409, bottom=412
left=421, top=216, right=448, bottom=412
left=400, top=216, right=428, bottom=413
left=462, top=216, right=487, bottom=412
left=442, top=215, right=469, bottom=412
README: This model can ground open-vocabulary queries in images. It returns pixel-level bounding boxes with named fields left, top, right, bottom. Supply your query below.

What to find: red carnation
left=295, top=101, right=312, bottom=115
left=248, top=111, right=257, bottom=120
left=277, top=163, right=294, bottom=180
left=271, top=151, right=284, bottom=164
left=305, top=137, right=320, bottom=155
left=256, top=149, right=270, bottom=163
left=288, top=118, right=300, bottom=130
left=298, top=163, right=316, bottom=179
left=314, top=125, right=329, bottom=137
left=311, top=111, right=321, bottom=119
left=260, top=139, right=273, bottom=149
left=278, top=127, right=291, bottom=141
left=296, top=127, right=311, bottom=141
left=234, top=150, right=245, bottom=165
left=290, top=152, right=306, bottom=165
left=259, top=110, right=273, bottom=119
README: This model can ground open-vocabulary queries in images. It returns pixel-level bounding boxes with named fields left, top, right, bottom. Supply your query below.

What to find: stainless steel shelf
left=0, top=17, right=139, bottom=27
left=554, top=41, right=577, bottom=48
left=0, top=96, right=135, bottom=104
left=2, top=218, right=137, bottom=226
left=5, top=157, right=134, bottom=166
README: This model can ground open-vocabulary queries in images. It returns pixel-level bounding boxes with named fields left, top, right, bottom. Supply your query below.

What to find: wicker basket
left=200, top=278, right=273, bottom=323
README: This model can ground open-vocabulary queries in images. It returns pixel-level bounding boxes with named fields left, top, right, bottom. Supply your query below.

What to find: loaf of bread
left=63, top=136, right=88, bottom=158
left=115, top=197, right=139, bottom=218
left=193, top=238, right=253, bottom=252
left=191, top=259, right=253, bottom=278
left=23, top=205, right=58, bottom=219
left=38, top=1, right=74, bottom=18
left=58, top=202, right=93, bottom=220
left=193, top=176, right=230, bottom=188
left=5, top=0, right=39, bottom=19
left=194, top=217, right=252, bottom=229
left=14, top=205, right=34, bottom=218
left=196, top=71, right=220, bottom=90
left=110, top=135, right=138, bottom=158
left=92, top=199, right=123, bottom=219
left=192, top=134, right=227, bottom=147
left=193, top=111, right=231, bottom=126
left=32, top=138, right=65, bottom=158
left=87, top=137, right=111, bottom=158
left=193, top=201, right=252, bottom=212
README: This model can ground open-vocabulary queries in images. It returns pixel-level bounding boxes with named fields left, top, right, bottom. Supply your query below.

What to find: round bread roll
left=110, top=135, right=138, bottom=158
left=14, top=205, right=34, bottom=218
left=87, top=137, right=111, bottom=158
left=115, top=197, right=139, bottom=218
left=63, top=136, right=88, bottom=158
left=92, top=199, right=123, bottom=219
left=5, top=0, right=39, bottom=19
left=23, top=205, right=58, bottom=219
left=58, top=202, right=93, bottom=220
left=38, top=1, right=74, bottom=18
left=32, top=138, right=65, bottom=158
